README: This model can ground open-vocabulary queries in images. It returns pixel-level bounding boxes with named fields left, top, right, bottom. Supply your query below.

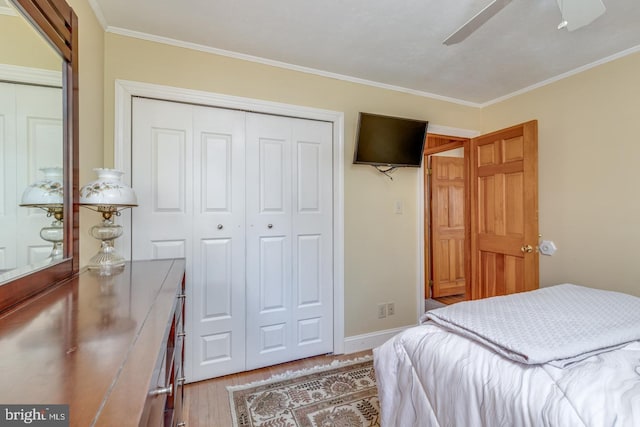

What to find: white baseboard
left=343, top=326, right=409, bottom=354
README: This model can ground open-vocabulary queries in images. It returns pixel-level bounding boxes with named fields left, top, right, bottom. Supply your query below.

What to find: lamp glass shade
left=20, top=166, right=64, bottom=207
left=79, top=168, right=137, bottom=207
left=80, top=168, right=137, bottom=272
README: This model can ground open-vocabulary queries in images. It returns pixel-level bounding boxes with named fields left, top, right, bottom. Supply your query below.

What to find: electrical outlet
left=387, top=302, right=395, bottom=316
left=377, top=303, right=387, bottom=318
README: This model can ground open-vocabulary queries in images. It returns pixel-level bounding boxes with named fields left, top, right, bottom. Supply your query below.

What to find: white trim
left=482, top=43, right=640, bottom=107
left=0, top=0, right=16, bottom=16
left=417, top=125, right=480, bottom=322
left=86, top=0, right=108, bottom=29
left=0, top=63, right=62, bottom=87
left=343, top=326, right=410, bottom=354
left=427, top=124, right=480, bottom=139
left=106, top=26, right=480, bottom=108
left=417, top=164, right=426, bottom=321
left=0, top=5, right=16, bottom=16
left=113, top=79, right=346, bottom=359
left=107, top=26, right=640, bottom=108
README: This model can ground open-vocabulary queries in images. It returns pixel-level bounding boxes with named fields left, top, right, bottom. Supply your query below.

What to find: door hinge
left=426, top=168, right=432, bottom=176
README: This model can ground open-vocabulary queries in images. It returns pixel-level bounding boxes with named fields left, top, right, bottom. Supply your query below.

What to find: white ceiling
left=91, top=0, right=640, bottom=106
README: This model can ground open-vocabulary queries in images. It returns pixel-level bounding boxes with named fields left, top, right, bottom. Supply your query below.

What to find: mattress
left=374, top=287, right=640, bottom=426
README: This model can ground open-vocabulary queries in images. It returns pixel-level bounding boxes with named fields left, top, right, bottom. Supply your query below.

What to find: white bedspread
left=374, top=323, right=640, bottom=427
left=423, top=284, right=640, bottom=367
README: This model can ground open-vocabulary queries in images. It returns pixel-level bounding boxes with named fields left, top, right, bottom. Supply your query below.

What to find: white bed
left=373, top=284, right=640, bottom=426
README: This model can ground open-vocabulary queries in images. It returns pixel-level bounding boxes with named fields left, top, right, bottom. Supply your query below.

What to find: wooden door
left=471, top=121, right=538, bottom=299
left=430, top=156, right=465, bottom=297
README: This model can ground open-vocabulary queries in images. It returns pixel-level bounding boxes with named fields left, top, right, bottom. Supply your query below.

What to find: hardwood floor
left=183, top=350, right=373, bottom=426
left=434, top=293, right=465, bottom=305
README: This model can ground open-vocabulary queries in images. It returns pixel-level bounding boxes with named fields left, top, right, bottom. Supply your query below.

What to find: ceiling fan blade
left=443, top=0, right=513, bottom=45
left=556, top=0, right=606, bottom=31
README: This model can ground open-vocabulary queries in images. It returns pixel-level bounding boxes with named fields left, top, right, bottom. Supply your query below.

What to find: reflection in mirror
left=0, top=0, right=64, bottom=284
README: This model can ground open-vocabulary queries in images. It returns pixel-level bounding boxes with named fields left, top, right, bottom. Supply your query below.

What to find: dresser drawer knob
left=149, top=385, right=172, bottom=397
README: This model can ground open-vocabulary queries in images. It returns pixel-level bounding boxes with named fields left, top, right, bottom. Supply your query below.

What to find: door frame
left=113, top=79, right=346, bottom=354
left=416, top=125, right=479, bottom=319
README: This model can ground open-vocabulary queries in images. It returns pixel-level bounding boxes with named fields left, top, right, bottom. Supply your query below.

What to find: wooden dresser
left=0, top=259, right=186, bottom=427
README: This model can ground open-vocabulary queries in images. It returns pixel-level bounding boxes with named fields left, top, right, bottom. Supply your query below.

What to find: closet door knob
left=217, top=224, right=223, bottom=230
left=267, top=224, right=273, bottom=229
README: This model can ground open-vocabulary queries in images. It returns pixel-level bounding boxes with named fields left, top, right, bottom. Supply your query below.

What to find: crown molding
left=0, top=0, right=16, bottom=16
left=106, top=26, right=482, bottom=108
left=482, top=43, right=640, bottom=107
left=103, top=21, right=640, bottom=109
left=86, top=0, right=107, bottom=29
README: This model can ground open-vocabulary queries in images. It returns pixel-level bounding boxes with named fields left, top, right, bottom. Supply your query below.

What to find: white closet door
left=132, top=97, right=247, bottom=382
left=0, top=83, right=63, bottom=268
left=132, top=99, right=333, bottom=380
left=131, top=98, right=193, bottom=262
left=16, top=85, right=63, bottom=264
left=0, top=83, right=17, bottom=270
left=190, top=106, right=246, bottom=381
left=245, top=113, right=333, bottom=370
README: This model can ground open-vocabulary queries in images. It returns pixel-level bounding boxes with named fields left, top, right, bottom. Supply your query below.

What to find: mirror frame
left=0, top=0, right=79, bottom=313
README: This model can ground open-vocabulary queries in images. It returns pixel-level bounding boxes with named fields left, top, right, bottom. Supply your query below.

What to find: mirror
left=0, top=1, right=63, bottom=281
left=0, top=0, right=78, bottom=312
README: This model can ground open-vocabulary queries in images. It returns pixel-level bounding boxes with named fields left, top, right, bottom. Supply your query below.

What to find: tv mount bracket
left=372, top=165, right=398, bottom=180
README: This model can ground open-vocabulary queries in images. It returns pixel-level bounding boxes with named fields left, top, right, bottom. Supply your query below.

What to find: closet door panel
left=245, top=113, right=293, bottom=370
left=197, top=238, right=236, bottom=365
left=291, top=119, right=333, bottom=354
left=131, top=98, right=193, bottom=262
left=246, top=114, right=333, bottom=370
left=191, top=106, right=246, bottom=381
left=15, top=84, right=63, bottom=267
left=0, top=83, right=17, bottom=270
left=132, top=99, right=247, bottom=382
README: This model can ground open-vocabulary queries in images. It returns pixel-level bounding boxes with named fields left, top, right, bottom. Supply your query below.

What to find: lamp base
left=87, top=217, right=126, bottom=271
left=40, top=218, right=64, bottom=260
left=86, top=241, right=126, bottom=271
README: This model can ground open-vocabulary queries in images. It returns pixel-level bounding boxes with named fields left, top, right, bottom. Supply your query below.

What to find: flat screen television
left=353, top=112, right=428, bottom=167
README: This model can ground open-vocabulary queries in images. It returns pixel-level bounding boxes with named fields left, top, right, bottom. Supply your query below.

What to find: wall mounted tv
left=353, top=112, right=429, bottom=168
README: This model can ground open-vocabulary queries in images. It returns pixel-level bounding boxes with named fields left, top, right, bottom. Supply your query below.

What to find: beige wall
left=482, top=51, right=640, bottom=297
left=103, top=34, right=482, bottom=337
left=76, top=7, right=639, bottom=340
left=66, top=0, right=105, bottom=266
left=0, top=13, right=59, bottom=69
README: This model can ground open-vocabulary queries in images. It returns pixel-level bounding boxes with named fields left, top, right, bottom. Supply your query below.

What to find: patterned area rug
left=228, top=356, right=379, bottom=426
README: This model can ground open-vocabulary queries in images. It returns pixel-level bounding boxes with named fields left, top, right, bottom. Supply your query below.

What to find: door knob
left=520, top=244, right=533, bottom=253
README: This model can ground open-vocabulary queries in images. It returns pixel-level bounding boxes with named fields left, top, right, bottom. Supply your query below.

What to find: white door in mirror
left=539, top=240, right=557, bottom=256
